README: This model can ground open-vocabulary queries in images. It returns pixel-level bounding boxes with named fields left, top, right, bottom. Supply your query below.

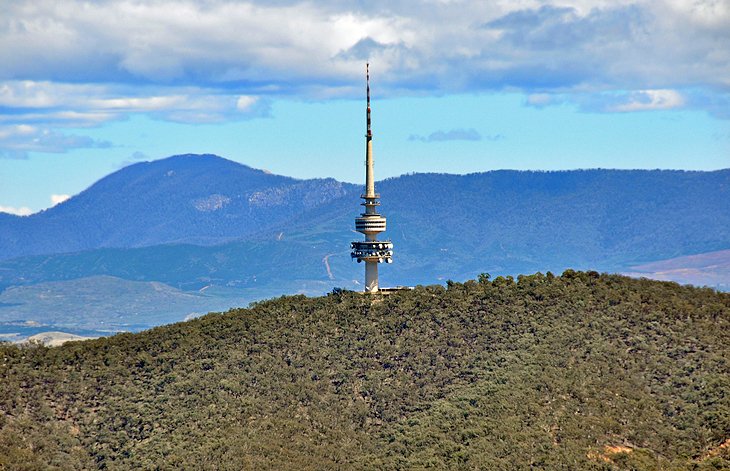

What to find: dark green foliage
left=1, top=273, right=729, bottom=469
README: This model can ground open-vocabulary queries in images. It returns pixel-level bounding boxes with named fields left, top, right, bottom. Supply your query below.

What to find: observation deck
left=355, top=213, right=387, bottom=234
left=351, top=240, right=393, bottom=263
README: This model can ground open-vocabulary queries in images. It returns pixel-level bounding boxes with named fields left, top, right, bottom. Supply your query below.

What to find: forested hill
left=2, top=272, right=729, bottom=470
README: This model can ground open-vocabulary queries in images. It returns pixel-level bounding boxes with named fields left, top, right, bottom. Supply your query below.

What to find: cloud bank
left=410, top=129, right=495, bottom=143
left=50, top=194, right=70, bottom=206
left=0, top=204, right=33, bottom=216
left=1, top=0, right=729, bottom=155
left=0, top=124, right=112, bottom=159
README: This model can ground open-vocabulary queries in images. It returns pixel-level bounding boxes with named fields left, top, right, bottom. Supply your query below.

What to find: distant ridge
left=0, top=154, right=356, bottom=259
left=1, top=160, right=728, bottom=292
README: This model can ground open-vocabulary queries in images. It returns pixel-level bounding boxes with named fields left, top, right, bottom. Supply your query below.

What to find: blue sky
left=1, top=0, right=729, bottom=214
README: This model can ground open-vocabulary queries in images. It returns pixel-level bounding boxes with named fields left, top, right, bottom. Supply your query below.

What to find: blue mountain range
left=1, top=154, right=728, bottom=336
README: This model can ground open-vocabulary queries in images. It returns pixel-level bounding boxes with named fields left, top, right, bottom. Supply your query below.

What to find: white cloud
left=6, top=0, right=726, bottom=94
left=611, top=89, right=685, bottom=112
left=408, top=128, right=503, bottom=143
left=0, top=80, right=274, bottom=148
left=525, top=93, right=556, bottom=107
left=0, top=205, right=33, bottom=216
left=50, top=194, right=70, bottom=206
left=1, top=0, right=729, bottom=155
left=0, top=124, right=112, bottom=158
left=0, top=1, right=406, bottom=84
left=236, top=96, right=258, bottom=111
left=90, top=96, right=187, bottom=111
left=0, top=80, right=267, bottom=124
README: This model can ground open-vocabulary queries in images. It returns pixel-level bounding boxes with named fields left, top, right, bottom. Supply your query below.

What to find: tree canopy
left=1, top=272, right=729, bottom=469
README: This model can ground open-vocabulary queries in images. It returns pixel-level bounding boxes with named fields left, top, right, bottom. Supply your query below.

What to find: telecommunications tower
left=351, top=64, right=393, bottom=293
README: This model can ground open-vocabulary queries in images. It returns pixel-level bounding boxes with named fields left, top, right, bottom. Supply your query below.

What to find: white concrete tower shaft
left=351, top=63, right=393, bottom=293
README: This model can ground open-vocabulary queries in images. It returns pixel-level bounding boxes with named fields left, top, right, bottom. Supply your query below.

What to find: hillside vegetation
left=1, top=272, right=729, bottom=470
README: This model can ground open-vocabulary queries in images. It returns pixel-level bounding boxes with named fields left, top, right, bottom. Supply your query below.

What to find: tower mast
left=351, top=63, right=393, bottom=293
left=365, top=63, right=375, bottom=198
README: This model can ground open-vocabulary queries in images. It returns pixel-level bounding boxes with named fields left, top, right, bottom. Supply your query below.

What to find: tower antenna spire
left=366, top=63, right=371, bottom=137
